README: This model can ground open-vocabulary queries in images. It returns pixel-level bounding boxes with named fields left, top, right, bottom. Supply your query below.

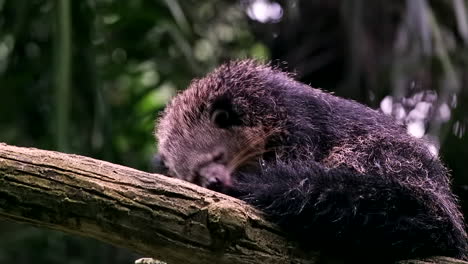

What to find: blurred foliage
left=0, top=0, right=467, bottom=263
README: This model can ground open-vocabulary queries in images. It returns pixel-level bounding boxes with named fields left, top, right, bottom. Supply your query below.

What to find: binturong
left=154, top=60, right=467, bottom=262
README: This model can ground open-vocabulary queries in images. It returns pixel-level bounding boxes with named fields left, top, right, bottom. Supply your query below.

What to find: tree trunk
left=0, top=143, right=465, bottom=264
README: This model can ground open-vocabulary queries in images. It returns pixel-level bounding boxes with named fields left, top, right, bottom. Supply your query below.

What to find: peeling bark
left=0, top=143, right=465, bottom=264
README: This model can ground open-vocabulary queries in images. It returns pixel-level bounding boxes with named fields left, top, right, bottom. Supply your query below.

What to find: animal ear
left=211, top=109, right=231, bottom=128
left=210, top=95, right=243, bottom=128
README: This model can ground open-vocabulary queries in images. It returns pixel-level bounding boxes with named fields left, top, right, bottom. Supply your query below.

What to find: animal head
left=155, top=60, right=289, bottom=190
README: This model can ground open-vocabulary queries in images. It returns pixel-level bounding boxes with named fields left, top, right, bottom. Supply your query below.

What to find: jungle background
left=1, top=0, right=468, bottom=263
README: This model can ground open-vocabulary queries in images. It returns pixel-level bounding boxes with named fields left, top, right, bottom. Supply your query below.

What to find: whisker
left=228, top=129, right=272, bottom=170
left=227, top=127, right=283, bottom=172
left=227, top=149, right=265, bottom=173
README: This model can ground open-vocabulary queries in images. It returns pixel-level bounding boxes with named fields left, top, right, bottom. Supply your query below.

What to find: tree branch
left=0, top=143, right=465, bottom=264
left=0, top=143, right=313, bottom=264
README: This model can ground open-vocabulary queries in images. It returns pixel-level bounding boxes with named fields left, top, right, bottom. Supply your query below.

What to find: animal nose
left=191, top=148, right=228, bottom=185
left=197, top=162, right=232, bottom=191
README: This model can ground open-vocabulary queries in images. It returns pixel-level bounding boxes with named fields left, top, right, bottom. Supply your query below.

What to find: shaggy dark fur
left=154, top=60, right=467, bottom=262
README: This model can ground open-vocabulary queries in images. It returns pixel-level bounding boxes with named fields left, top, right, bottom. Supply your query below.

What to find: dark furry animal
left=154, top=60, right=467, bottom=262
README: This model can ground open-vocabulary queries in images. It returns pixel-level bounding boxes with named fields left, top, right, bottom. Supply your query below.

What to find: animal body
left=154, top=60, right=467, bottom=262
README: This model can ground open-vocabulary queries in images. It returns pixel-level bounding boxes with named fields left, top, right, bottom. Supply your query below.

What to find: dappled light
left=246, top=0, right=283, bottom=23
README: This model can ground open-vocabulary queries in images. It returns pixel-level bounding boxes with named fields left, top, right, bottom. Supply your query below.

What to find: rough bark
left=0, top=143, right=465, bottom=264
left=0, top=143, right=314, bottom=264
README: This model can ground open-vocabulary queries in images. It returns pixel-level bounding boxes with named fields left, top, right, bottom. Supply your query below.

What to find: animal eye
left=211, top=109, right=232, bottom=128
